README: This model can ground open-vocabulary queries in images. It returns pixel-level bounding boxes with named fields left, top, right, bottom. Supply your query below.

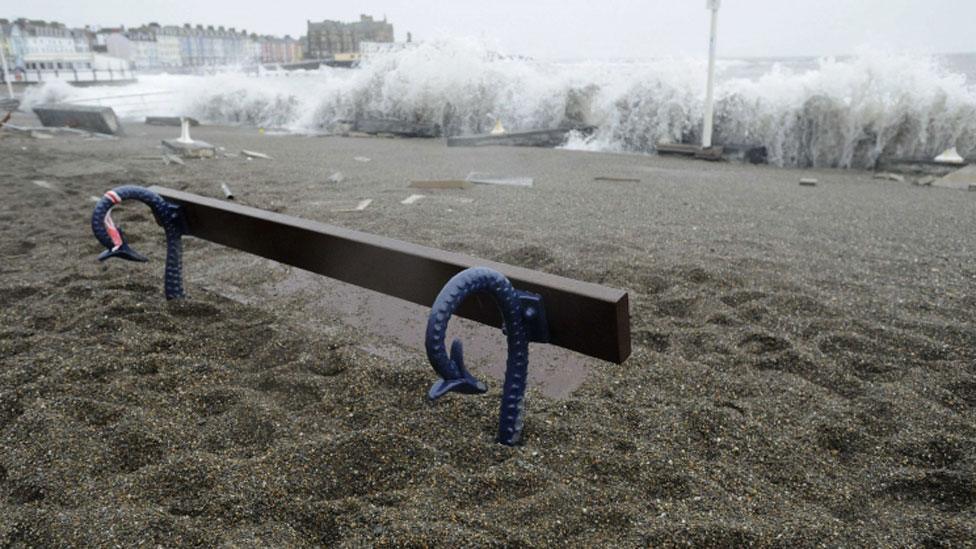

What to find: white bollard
left=177, top=117, right=193, bottom=144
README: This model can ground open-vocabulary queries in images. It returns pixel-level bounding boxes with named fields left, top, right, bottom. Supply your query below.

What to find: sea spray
left=24, top=40, right=976, bottom=169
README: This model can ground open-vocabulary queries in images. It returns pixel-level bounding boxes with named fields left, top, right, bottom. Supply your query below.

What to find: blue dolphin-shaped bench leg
left=425, top=267, right=549, bottom=446
left=91, top=186, right=187, bottom=299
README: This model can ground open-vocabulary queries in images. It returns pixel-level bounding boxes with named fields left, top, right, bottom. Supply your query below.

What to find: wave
left=23, top=39, right=976, bottom=169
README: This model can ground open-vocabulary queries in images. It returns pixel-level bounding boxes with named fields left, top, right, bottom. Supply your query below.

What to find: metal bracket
left=515, top=289, right=550, bottom=344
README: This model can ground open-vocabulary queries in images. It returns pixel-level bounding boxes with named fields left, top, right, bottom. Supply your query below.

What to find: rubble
left=873, top=172, right=906, bottom=183
left=409, top=180, right=472, bottom=190
left=466, top=172, right=533, bottom=187
left=241, top=149, right=273, bottom=160
left=163, top=118, right=215, bottom=159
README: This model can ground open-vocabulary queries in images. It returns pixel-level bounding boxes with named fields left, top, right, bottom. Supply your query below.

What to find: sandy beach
left=1, top=118, right=975, bottom=546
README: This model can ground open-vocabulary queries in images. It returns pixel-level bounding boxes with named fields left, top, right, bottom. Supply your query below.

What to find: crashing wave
left=23, top=40, right=976, bottom=169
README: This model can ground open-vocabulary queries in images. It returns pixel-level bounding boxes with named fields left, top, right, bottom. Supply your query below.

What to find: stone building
left=305, top=14, right=393, bottom=59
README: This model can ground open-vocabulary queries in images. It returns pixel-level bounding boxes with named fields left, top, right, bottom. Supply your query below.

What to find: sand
left=1, top=118, right=975, bottom=546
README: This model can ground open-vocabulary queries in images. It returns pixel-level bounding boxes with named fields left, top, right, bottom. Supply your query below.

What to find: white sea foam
left=22, top=40, right=976, bottom=169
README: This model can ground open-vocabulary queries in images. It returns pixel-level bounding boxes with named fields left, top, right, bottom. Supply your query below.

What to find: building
left=4, top=19, right=93, bottom=73
left=259, top=34, right=303, bottom=64
left=102, top=23, right=259, bottom=69
left=306, top=14, right=393, bottom=60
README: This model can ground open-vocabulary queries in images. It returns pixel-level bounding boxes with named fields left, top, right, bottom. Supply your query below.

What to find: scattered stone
left=163, top=154, right=186, bottom=166
left=31, top=180, right=57, bottom=191
left=914, top=176, right=937, bottom=186
left=401, top=194, right=425, bottom=205
left=241, top=149, right=273, bottom=160
left=354, top=156, right=371, bottom=163
left=873, top=172, right=905, bottom=183
left=89, top=196, right=100, bottom=203
left=466, top=172, right=533, bottom=187
left=656, top=142, right=725, bottom=160
left=327, top=172, right=345, bottom=183
left=30, top=131, right=54, bottom=140
left=164, top=139, right=215, bottom=159
left=145, top=116, right=199, bottom=127
left=448, top=127, right=589, bottom=148
left=594, top=176, right=641, bottom=183
left=353, top=119, right=441, bottom=138
left=332, top=199, right=373, bottom=212
left=409, top=179, right=472, bottom=190
left=799, top=178, right=818, bottom=187
left=32, top=103, right=124, bottom=135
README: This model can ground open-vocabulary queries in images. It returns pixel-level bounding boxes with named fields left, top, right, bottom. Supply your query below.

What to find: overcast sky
left=5, top=0, right=974, bottom=59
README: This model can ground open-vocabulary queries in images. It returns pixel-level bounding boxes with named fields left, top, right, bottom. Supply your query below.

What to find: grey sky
left=5, top=0, right=974, bottom=59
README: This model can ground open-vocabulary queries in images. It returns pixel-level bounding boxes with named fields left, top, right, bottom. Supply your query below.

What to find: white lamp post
left=702, top=0, right=721, bottom=149
left=0, top=40, right=14, bottom=100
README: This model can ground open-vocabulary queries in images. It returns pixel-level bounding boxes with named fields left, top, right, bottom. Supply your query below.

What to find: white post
left=702, top=0, right=721, bottom=149
left=0, top=41, right=14, bottom=100
left=177, top=117, right=193, bottom=143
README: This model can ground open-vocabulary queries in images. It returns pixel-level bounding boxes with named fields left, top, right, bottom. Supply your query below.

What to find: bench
left=91, top=185, right=631, bottom=445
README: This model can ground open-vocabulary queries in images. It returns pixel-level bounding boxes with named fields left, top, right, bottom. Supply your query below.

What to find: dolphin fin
left=98, top=242, right=148, bottom=263
left=428, top=339, right=487, bottom=400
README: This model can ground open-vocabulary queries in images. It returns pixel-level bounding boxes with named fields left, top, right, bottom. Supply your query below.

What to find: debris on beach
left=656, top=142, right=724, bottom=160
left=221, top=183, right=235, bottom=200
left=327, top=172, right=345, bottom=183
left=241, top=149, right=273, bottom=160
left=353, top=118, right=441, bottom=138
left=31, top=179, right=58, bottom=191
left=164, top=118, right=215, bottom=159
left=401, top=194, right=425, bottom=205
left=163, top=154, right=186, bottom=166
left=354, top=156, right=371, bottom=163
left=873, top=172, right=905, bottom=183
left=448, top=127, right=587, bottom=148
left=33, top=103, right=124, bottom=135
left=934, top=147, right=966, bottom=165
left=466, top=172, right=534, bottom=187
left=799, top=178, right=818, bottom=187
left=594, top=176, right=641, bottom=183
left=409, top=179, right=472, bottom=190
left=914, top=176, right=937, bottom=186
left=331, top=199, right=373, bottom=212
left=2, top=123, right=114, bottom=140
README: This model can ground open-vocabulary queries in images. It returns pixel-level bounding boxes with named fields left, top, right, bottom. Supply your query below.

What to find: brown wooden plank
left=151, top=186, right=631, bottom=364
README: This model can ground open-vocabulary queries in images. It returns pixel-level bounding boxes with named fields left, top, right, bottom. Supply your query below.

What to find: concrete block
left=32, top=103, right=123, bottom=135
left=353, top=118, right=440, bottom=138
left=409, top=180, right=473, bottom=190
left=162, top=138, right=215, bottom=159
left=447, top=128, right=586, bottom=148
left=933, top=165, right=976, bottom=190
